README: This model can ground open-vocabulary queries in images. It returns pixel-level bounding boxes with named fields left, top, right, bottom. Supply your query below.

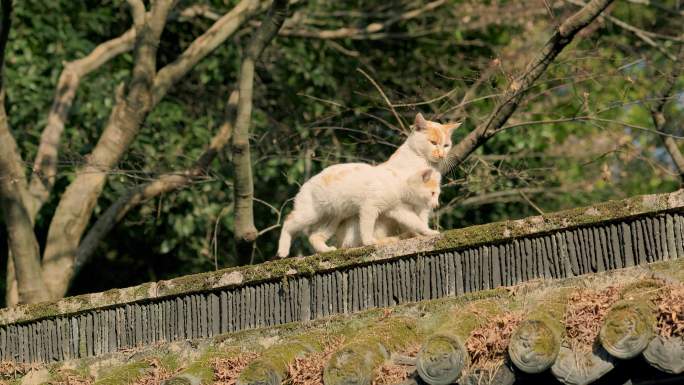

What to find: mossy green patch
left=323, top=317, right=419, bottom=385
left=46, top=367, right=93, bottom=385
left=20, top=302, right=61, bottom=321
left=93, top=361, right=150, bottom=385
left=523, top=320, right=557, bottom=358
left=648, top=257, right=684, bottom=282
left=433, top=193, right=679, bottom=252
left=237, top=339, right=317, bottom=385
left=167, top=347, right=247, bottom=385
left=433, top=298, right=506, bottom=339
left=526, top=287, right=574, bottom=338
left=600, top=300, right=655, bottom=343
left=619, top=278, right=665, bottom=301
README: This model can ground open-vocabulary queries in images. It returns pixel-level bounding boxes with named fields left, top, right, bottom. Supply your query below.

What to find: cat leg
left=336, top=215, right=399, bottom=248
left=308, top=217, right=341, bottom=253
left=359, top=206, right=380, bottom=246
left=335, top=217, right=358, bottom=249
left=372, top=216, right=400, bottom=245
left=277, top=208, right=320, bottom=258
left=385, top=207, right=439, bottom=236
left=418, top=207, right=431, bottom=226
left=396, top=207, right=434, bottom=238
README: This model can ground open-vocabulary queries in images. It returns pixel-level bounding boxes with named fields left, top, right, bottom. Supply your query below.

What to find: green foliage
left=1, top=0, right=682, bottom=299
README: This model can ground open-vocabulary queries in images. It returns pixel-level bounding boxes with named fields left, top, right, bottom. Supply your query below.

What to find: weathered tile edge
left=1, top=189, right=681, bottom=325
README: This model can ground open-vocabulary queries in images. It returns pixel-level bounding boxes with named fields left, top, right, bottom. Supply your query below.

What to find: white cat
left=276, top=165, right=441, bottom=258
left=334, top=198, right=433, bottom=248
left=334, top=113, right=461, bottom=248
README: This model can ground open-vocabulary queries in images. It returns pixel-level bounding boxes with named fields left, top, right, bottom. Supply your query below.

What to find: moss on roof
left=2, top=190, right=683, bottom=326
left=2, top=257, right=682, bottom=385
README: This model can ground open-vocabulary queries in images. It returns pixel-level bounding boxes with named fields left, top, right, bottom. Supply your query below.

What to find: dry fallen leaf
left=287, top=337, right=344, bottom=385
left=564, top=286, right=620, bottom=351
left=213, top=352, right=259, bottom=385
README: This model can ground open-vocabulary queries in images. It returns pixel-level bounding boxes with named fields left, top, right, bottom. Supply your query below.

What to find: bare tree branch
left=0, top=0, right=51, bottom=304
left=28, top=28, right=137, bottom=217
left=0, top=105, right=50, bottom=304
left=73, top=91, right=239, bottom=282
left=277, top=0, right=445, bottom=39
left=178, top=4, right=222, bottom=21
left=650, top=50, right=684, bottom=182
left=565, top=0, right=679, bottom=60
left=434, top=187, right=566, bottom=218
left=442, top=0, right=615, bottom=174
left=625, top=0, right=684, bottom=17
left=5, top=2, right=226, bottom=306
left=277, top=0, right=561, bottom=41
left=438, top=61, right=499, bottom=121
left=10, top=0, right=265, bottom=303
left=127, top=0, right=146, bottom=34
left=357, top=68, right=408, bottom=134
left=152, top=0, right=263, bottom=105
left=232, top=0, right=289, bottom=264
left=27, top=1, right=250, bottom=220
left=40, top=0, right=177, bottom=300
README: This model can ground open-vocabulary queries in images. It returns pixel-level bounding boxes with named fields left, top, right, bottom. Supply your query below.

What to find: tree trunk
left=39, top=0, right=176, bottom=300
left=73, top=90, right=239, bottom=288
left=0, top=0, right=50, bottom=304
left=231, top=0, right=289, bottom=264
left=0, top=98, right=51, bottom=304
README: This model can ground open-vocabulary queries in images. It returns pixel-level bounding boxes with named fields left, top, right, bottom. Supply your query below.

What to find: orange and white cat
left=276, top=166, right=441, bottom=258
left=334, top=113, right=460, bottom=248
left=276, top=113, right=460, bottom=258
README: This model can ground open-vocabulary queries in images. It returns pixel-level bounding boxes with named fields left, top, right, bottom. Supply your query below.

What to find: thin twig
left=357, top=67, right=408, bottom=133
left=519, top=189, right=545, bottom=214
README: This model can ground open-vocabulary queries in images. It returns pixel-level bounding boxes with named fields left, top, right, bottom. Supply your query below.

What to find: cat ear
left=421, top=169, right=433, bottom=183
left=442, top=122, right=462, bottom=133
left=414, top=113, right=428, bottom=131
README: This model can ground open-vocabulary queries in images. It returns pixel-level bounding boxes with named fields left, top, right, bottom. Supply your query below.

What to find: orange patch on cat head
left=425, top=126, right=443, bottom=144
left=414, top=112, right=461, bottom=140
left=425, top=177, right=439, bottom=189
left=420, top=169, right=439, bottom=186
left=430, top=121, right=460, bottom=139
left=442, top=122, right=461, bottom=132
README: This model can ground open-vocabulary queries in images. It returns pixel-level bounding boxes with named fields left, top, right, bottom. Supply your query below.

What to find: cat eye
left=443, top=144, right=449, bottom=148
left=431, top=192, right=436, bottom=196
left=429, top=140, right=437, bottom=145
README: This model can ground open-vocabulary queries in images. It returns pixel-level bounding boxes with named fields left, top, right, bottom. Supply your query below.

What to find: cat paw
left=318, top=245, right=337, bottom=253
left=362, top=238, right=378, bottom=247
left=377, top=236, right=400, bottom=245
left=423, top=229, right=440, bottom=236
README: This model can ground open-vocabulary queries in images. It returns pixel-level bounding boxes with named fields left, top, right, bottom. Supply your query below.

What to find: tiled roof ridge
left=190, top=260, right=684, bottom=385
left=5, top=258, right=683, bottom=385
left=1, top=189, right=683, bottom=326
